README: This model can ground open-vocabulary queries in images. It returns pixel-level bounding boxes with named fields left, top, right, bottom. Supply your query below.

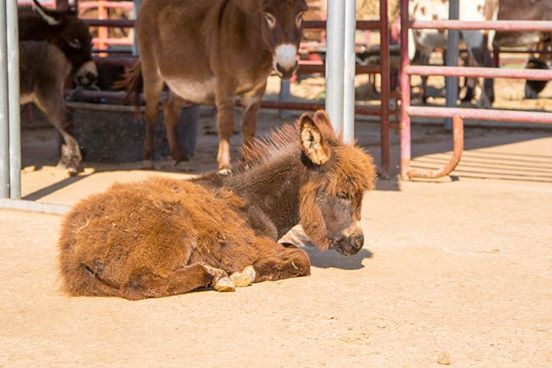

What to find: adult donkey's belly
left=165, top=77, right=217, bottom=104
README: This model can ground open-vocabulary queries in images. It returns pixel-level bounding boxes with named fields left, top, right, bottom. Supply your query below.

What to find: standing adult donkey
left=126, top=0, right=308, bottom=173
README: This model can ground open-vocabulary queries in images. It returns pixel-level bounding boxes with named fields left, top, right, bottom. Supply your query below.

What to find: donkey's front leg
left=215, top=84, right=237, bottom=175
left=163, top=92, right=186, bottom=163
left=122, top=262, right=235, bottom=300
left=141, top=62, right=165, bottom=168
left=241, top=84, right=266, bottom=147
left=252, top=238, right=311, bottom=282
left=35, top=94, right=81, bottom=176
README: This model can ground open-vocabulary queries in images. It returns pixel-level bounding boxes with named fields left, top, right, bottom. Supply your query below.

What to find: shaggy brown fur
left=58, top=110, right=376, bottom=299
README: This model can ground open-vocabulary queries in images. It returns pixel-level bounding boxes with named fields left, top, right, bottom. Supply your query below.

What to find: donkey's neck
left=225, top=153, right=305, bottom=239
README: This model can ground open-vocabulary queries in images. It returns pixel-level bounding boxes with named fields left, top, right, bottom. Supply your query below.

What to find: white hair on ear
left=32, top=0, right=61, bottom=25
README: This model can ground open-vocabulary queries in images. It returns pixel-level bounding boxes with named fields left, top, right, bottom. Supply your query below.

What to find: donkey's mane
left=238, top=123, right=301, bottom=172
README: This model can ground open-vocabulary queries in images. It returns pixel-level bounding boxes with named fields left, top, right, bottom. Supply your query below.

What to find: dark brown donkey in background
left=124, top=0, right=308, bottom=174
left=19, top=0, right=98, bottom=88
left=58, top=111, right=376, bottom=300
left=20, top=42, right=81, bottom=175
left=18, top=0, right=98, bottom=174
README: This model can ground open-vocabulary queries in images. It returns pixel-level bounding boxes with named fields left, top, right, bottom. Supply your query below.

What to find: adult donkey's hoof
left=214, top=276, right=236, bottom=292
left=217, top=168, right=233, bottom=176
left=56, top=160, right=79, bottom=177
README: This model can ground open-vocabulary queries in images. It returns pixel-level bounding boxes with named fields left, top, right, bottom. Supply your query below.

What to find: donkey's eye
left=337, top=192, right=351, bottom=200
left=264, top=12, right=276, bottom=29
left=296, top=12, right=304, bottom=28
left=68, top=38, right=81, bottom=48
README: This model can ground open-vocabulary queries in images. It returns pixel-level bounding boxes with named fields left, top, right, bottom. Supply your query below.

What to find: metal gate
left=399, top=0, right=552, bottom=180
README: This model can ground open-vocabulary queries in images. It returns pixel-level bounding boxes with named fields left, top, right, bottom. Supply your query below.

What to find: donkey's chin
left=273, top=64, right=298, bottom=80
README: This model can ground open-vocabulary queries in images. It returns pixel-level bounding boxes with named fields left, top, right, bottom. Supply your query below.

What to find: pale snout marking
left=341, top=221, right=363, bottom=239
left=273, top=43, right=298, bottom=72
left=76, top=61, right=98, bottom=79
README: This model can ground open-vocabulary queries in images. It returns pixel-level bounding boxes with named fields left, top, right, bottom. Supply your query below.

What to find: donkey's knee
left=254, top=247, right=311, bottom=282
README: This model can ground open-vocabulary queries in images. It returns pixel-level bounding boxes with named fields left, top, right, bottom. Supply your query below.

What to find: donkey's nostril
left=352, top=234, right=364, bottom=249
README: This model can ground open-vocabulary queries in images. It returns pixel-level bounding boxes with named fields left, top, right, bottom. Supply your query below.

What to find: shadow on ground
left=303, top=247, right=373, bottom=270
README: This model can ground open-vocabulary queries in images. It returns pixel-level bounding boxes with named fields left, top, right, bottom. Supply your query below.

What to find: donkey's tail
left=113, top=60, right=143, bottom=112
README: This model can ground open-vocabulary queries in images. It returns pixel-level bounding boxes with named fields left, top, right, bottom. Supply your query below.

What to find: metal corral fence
left=81, top=0, right=395, bottom=175
left=399, top=0, right=552, bottom=181
left=2, top=0, right=391, bottom=207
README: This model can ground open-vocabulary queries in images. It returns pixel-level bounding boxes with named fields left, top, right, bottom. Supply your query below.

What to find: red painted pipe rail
left=407, top=115, right=464, bottom=179
left=409, top=20, right=552, bottom=32
left=405, top=65, right=552, bottom=80
left=84, top=19, right=134, bottom=28
left=83, top=19, right=385, bottom=30
left=79, top=1, right=134, bottom=10
left=407, top=106, right=552, bottom=125
left=92, top=55, right=385, bottom=75
left=66, top=90, right=398, bottom=117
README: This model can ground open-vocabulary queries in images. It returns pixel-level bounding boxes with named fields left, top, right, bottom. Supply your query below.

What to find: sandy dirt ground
left=1, top=73, right=552, bottom=367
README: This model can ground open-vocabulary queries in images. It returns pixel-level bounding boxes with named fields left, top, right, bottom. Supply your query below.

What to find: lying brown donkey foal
left=58, top=111, right=376, bottom=299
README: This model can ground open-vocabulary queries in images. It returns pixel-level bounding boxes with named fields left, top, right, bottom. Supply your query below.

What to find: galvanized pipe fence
left=0, top=0, right=20, bottom=199
left=81, top=0, right=395, bottom=175
left=399, top=0, right=552, bottom=181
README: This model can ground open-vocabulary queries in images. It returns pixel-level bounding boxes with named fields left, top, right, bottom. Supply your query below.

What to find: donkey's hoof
left=229, top=266, right=256, bottom=287
left=243, top=266, right=256, bottom=283
left=65, top=168, right=78, bottom=177
left=217, top=168, right=233, bottom=176
left=214, top=277, right=235, bottom=292
left=56, top=162, right=78, bottom=177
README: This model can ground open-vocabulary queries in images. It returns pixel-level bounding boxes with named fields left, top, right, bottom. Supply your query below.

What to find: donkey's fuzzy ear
left=32, top=0, right=61, bottom=25
left=299, top=112, right=331, bottom=165
left=312, top=110, right=334, bottom=132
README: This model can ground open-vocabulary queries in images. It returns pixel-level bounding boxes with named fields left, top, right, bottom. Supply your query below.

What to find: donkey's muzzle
left=335, top=234, right=364, bottom=256
left=75, top=61, right=99, bottom=88
left=275, top=62, right=298, bottom=80
left=76, top=71, right=97, bottom=87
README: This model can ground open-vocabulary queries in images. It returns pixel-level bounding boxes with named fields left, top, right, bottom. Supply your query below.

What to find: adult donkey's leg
left=163, top=91, right=186, bottom=163
left=141, top=61, right=164, bottom=169
left=241, top=84, right=267, bottom=146
left=35, top=93, right=81, bottom=176
left=215, top=82, right=237, bottom=175
left=252, top=237, right=311, bottom=282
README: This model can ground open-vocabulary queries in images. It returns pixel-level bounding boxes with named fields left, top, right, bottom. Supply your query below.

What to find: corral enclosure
left=3, top=106, right=552, bottom=367
left=2, top=0, right=552, bottom=366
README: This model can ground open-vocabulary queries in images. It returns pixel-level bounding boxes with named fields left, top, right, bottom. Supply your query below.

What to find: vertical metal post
left=325, top=0, right=345, bottom=134
left=379, top=0, right=391, bottom=176
left=132, top=0, right=142, bottom=56
left=278, top=79, right=291, bottom=119
left=6, top=0, right=20, bottom=199
left=444, top=0, right=459, bottom=130
left=342, top=0, right=356, bottom=143
left=0, top=0, right=9, bottom=198
left=399, top=0, right=411, bottom=180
